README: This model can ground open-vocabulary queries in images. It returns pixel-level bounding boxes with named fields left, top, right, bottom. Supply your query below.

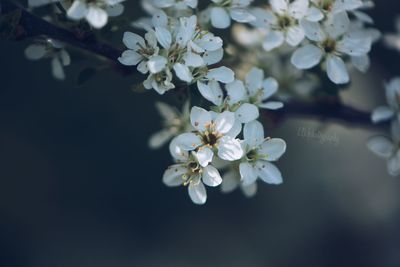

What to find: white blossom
left=384, top=16, right=400, bottom=52
left=371, top=78, right=400, bottom=124
left=149, top=101, right=192, bottom=149
left=66, top=0, right=125, bottom=29
left=25, top=39, right=70, bottom=80
left=163, top=150, right=222, bottom=204
left=238, top=120, right=286, bottom=186
left=173, top=106, right=244, bottom=167
left=367, top=120, right=400, bottom=176
left=252, top=0, right=309, bottom=51
left=205, top=0, right=256, bottom=29
left=291, top=12, right=372, bottom=84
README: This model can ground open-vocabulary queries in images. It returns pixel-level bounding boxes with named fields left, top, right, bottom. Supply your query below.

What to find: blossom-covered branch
left=0, top=0, right=124, bottom=64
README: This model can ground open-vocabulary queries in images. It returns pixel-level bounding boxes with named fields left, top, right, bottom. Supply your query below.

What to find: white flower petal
left=188, top=181, right=207, bottom=204
left=262, top=77, right=279, bottom=100
left=67, top=0, right=88, bottom=20
left=51, top=57, right=65, bottom=80
left=163, top=164, right=186, bottom=187
left=291, top=44, right=323, bottom=69
left=387, top=151, right=400, bottom=176
left=221, top=170, right=240, bottom=193
left=326, top=12, right=350, bottom=38
left=300, top=20, right=325, bottom=42
left=259, top=138, right=286, bottom=161
left=226, top=80, right=247, bottom=105
left=194, top=147, right=214, bottom=167
left=147, top=55, right=167, bottom=73
left=202, top=48, right=224, bottom=66
left=202, top=165, right=222, bottom=187
left=258, top=101, right=284, bottom=110
left=218, top=136, right=244, bottom=161
left=174, top=132, right=202, bottom=151
left=155, top=27, right=172, bottom=49
left=286, top=25, right=305, bottom=46
left=371, top=106, right=394, bottom=123
left=206, top=66, right=235, bottom=83
left=367, top=136, right=394, bottom=159
left=241, top=182, right=257, bottom=197
left=255, top=161, right=283, bottom=184
left=197, top=81, right=223, bottom=106
left=230, top=8, right=255, bottom=23
left=215, top=111, right=235, bottom=134
left=173, top=63, right=193, bottom=83
left=118, top=50, right=142, bottom=66
left=245, top=67, right=264, bottom=94
left=184, top=52, right=204, bottom=67
left=211, top=7, right=231, bottom=29
left=25, top=44, right=47, bottom=60
left=190, top=106, right=212, bottom=132
left=149, top=129, right=174, bottom=149
left=270, top=0, right=288, bottom=15
left=289, top=0, right=308, bottom=19
left=169, top=136, right=189, bottom=161
left=262, top=31, right=285, bottom=51
left=235, top=103, right=259, bottom=123
left=306, top=6, right=324, bottom=21
left=86, top=6, right=108, bottom=28
left=122, top=32, right=145, bottom=51
left=326, top=55, right=350, bottom=84
left=239, top=162, right=257, bottom=186
left=243, top=120, right=264, bottom=148
left=351, top=55, right=370, bottom=73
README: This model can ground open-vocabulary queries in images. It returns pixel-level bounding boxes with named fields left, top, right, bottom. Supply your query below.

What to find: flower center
left=320, top=0, right=333, bottom=11
left=246, top=149, right=258, bottom=162
left=322, top=38, right=336, bottom=54
left=202, top=131, right=220, bottom=147
left=277, top=15, right=293, bottom=30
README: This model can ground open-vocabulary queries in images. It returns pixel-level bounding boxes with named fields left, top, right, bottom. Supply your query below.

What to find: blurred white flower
left=291, top=12, right=372, bottom=84
left=25, top=39, right=70, bottom=80
left=308, top=0, right=363, bottom=21
left=221, top=167, right=258, bottom=197
left=367, top=120, right=400, bottom=176
left=205, top=0, right=256, bottom=29
left=371, top=78, right=400, bottom=124
left=384, top=16, right=400, bottom=52
left=28, top=0, right=125, bottom=28
left=151, top=0, right=198, bottom=10
left=66, top=0, right=125, bottom=29
left=252, top=0, right=309, bottom=51
left=149, top=101, right=191, bottom=149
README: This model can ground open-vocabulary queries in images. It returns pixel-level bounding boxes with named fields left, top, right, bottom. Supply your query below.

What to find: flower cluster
left=119, top=11, right=229, bottom=95
left=245, top=0, right=378, bottom=84
left=28, top=0, right=125, bottom=28
left=368, top=78, right=400, bottom=176
left=149, top=66, right=286, bottom=204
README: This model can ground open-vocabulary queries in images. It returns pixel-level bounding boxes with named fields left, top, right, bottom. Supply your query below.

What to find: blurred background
left=1, top=1, right=400, bottom=267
